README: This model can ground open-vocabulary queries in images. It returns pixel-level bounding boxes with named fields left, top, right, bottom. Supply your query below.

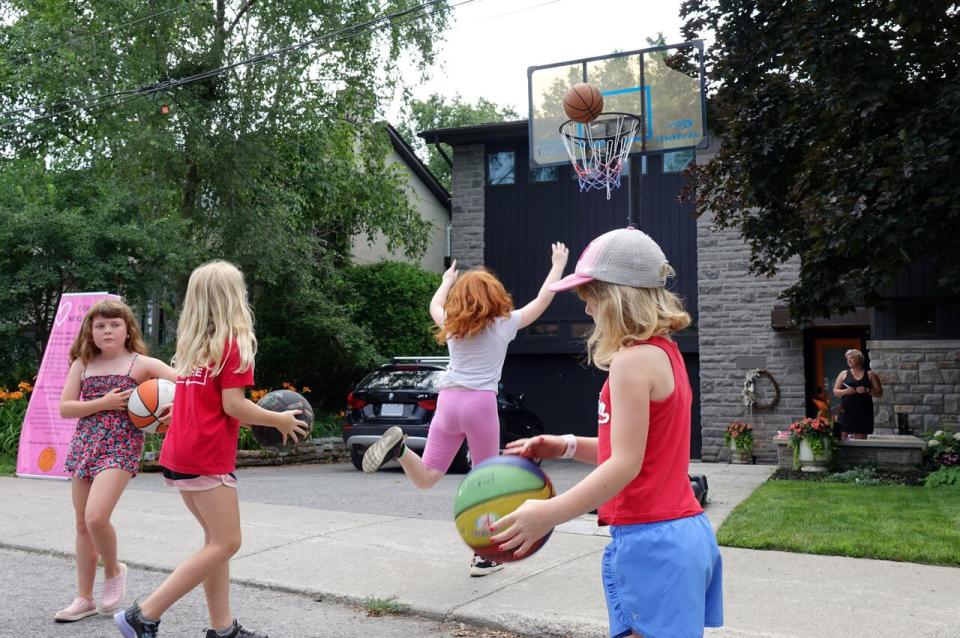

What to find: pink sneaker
left=54, top=596, right=98, bottom=623
left=98, top=562, right=128, bottom=613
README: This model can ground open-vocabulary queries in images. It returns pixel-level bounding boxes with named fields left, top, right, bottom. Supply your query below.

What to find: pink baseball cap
left=549, top=227, right=669, bottom=292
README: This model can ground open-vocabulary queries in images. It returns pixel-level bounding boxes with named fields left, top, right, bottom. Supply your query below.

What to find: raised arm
left=517, top=242, right=569, bottom=330
left=429, top=260, right=458, bottom=326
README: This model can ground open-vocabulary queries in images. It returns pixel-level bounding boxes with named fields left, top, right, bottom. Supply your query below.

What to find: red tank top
left=596, top=335, right=703, bottom=526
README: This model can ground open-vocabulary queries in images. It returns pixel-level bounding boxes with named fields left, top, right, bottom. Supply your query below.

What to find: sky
left=405, top=0, right=688, bottom=116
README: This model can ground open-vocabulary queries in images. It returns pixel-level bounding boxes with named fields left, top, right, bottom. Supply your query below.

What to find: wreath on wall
left=741, top=368, right=781, bottom=410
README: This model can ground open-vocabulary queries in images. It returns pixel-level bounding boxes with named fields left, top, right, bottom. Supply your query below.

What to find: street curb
left=0, top=542, right=557, bottom=638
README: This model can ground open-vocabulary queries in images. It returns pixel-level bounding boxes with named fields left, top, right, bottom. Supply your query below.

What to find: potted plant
left=724, top=421, right=754, bottom=463
left=788, top=416, right=835, bottom=472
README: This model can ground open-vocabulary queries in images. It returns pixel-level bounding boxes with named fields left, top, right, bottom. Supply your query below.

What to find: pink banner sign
left=17, top=292, right=119, bottom=480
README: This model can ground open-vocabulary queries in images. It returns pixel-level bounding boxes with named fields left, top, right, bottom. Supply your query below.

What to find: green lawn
left=0, top=452, right=15, bottom=476
left=717, top=479, right=960, bottom=566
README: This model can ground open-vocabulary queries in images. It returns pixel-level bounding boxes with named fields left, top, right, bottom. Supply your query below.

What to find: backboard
left=528, top=40, right=707, bottom=167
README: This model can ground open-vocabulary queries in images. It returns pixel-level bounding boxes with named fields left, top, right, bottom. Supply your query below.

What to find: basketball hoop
left=560, top=112, right=640, bottom=200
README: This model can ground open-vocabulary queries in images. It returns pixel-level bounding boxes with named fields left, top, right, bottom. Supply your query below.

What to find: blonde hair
left=435, top=269, right=513, bottom=345
left=174, top=260, right=256, bottom=377
left=845, top=349, right=865, bottom=366
left=576, top=276, right=691, bottom=370
left=69, top=299, right=148, bottom=364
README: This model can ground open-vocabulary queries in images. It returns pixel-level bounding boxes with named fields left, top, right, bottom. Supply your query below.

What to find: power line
left=1, top=0, right=470, bottom=130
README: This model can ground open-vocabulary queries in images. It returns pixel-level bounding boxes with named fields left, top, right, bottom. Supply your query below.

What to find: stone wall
left=868, top=340, right=960, bottom=434
left=696, top=210, right=806, bottom=463
left=450, top=144, right=485, bottom=268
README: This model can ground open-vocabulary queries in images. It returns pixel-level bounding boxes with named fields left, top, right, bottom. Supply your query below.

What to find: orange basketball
left=128, top=378, right=176, bottom=435
left=37, top=447, right=57, bottom=472
left=563, top=83, right=604, bottom=123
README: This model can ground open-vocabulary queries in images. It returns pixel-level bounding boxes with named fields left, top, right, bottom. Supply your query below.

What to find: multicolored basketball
left=127, top=378, right=176, bottom=435
left=252, top=389, right=314, bottom=453
left=453, top=456, right=555, bottom=562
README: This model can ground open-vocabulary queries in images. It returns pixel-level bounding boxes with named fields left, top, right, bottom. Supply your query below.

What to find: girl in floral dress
left=56, top=300, right=177, bottom=623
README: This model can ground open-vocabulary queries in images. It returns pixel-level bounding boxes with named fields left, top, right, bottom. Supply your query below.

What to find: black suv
left=342, top=357, right=544, bottom=473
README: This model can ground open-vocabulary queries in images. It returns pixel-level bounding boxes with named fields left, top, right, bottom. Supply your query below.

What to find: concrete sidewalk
left=2, top=464, right=957, bottom=638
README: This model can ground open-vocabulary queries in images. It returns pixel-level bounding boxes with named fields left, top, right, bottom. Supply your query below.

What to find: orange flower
left=7, top=391, right=23, bottom=401
left=281, top=382, right=295, bottom=391
left=18, top=381, right=33, bottom=393
left=302, top=386, right=312, bottom=394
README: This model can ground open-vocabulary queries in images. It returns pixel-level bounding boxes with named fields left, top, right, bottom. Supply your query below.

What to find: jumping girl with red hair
left=363, top=242, right=568, bottom=576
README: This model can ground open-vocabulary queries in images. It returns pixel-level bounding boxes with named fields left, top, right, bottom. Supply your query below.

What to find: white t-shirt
left=440, top=310, right=522, bottom=392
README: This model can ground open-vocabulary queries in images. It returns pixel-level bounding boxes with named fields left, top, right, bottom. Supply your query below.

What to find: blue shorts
left=602, top=513, right=723, bottom=638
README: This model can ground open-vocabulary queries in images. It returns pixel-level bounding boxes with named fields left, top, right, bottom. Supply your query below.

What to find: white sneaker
left=470, top=554, right=504, bottom=577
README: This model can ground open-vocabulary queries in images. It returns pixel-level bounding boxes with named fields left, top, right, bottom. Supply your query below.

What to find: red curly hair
left=435, top=269, right=514, bottom=344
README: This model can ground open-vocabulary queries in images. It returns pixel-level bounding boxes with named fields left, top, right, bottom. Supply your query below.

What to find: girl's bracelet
left=560, top=434, right=577, bottom=459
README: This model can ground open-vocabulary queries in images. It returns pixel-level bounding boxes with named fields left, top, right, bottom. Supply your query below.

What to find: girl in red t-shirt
left=491, top=228, right=723, bottom=638
left=57, top=300, right=178, bottom=623
left=114, top=261, right=308, bottom=638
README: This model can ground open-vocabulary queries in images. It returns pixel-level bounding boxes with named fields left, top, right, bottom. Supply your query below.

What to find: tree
left=681, top=1, right=960, bottom=320
left=398, top=93, right=519, bottom=190
left=0, top=1, right=449, bottom=402
left=346, top=261, right=444, bottom=359
left=0, top=160, right=192, bottom=381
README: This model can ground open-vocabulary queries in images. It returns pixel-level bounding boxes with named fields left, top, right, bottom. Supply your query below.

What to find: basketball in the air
left=563, top=83, right=604, bottom=123
left=252, top=389, right=314, bottom=452
left=453, top=456, right=555, bottom=562
left=128, top=378, right=176, bottom=435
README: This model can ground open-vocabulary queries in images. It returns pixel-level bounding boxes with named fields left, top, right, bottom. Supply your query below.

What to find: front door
left=811, top=337, right=863, bottom=415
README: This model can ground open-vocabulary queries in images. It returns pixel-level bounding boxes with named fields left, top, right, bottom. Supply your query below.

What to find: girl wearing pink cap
left=491, top=227, right=723, bottom=637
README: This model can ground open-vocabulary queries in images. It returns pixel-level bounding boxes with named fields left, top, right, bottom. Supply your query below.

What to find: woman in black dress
left=833, top=349, right=883, bottom=440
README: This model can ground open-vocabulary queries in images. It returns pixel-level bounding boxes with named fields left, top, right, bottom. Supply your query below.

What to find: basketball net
left=559, top=113, right=640, bottom=200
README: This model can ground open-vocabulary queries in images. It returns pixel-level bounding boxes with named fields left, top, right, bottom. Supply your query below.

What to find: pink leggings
left=421, top=389, right=499, bottom=473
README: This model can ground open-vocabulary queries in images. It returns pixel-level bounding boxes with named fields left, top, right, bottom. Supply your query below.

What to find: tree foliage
left=681, top=1, right=960, bottom=320
left=398, top=93, right=518, bottom=190
left=345, top=260, right=444, bottom=359
left=0, top=0, right=449, bottom=399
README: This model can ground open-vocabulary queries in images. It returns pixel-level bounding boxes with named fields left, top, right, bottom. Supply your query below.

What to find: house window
left=487, top=151, right=515, bottom=185
left=895, top=303, right=937, bottom=337
left=663, top=150, right=694, bottom=173
left=530, top=166, right=559, bottom=183
left=571, top=157, right=645, bottom=179
left=620, top=156, right=647, bottom=175
left=571, top=322, right=593, bottom=337
left=528, top=322, right=559, bottom=337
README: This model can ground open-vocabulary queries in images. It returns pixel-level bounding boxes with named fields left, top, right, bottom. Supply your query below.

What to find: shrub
left=923, top=430, right=960, bottom=468
left=822, top=466, right=885, bottom=485
left=345, top=261, right=445, bottom=359
left=924, top=466, right=960, bottom=489
left=0, top=382, right=32, bottom=456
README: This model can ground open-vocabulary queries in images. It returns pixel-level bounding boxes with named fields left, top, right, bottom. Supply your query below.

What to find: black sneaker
left=204, top=620, right=268, bottom=638
left=114, top=603, right=160, bottom=638
left=469, top=554, right=504, bottom=577
left=362, top=426, right=406, bottom=473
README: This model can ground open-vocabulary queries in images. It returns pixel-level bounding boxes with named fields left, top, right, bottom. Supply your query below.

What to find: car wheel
left=350, top=446, right=365, bottom=471
left=448, top=443, right=472, bottom=474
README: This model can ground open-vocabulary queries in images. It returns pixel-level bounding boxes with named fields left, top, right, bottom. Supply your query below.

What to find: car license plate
left=380, top=403, right=404, bottom=417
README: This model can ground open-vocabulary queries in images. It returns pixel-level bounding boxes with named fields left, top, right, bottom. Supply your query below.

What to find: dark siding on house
left=484, top=145, right=699, bottom=352
left=502, top=351, right=702, bottom=458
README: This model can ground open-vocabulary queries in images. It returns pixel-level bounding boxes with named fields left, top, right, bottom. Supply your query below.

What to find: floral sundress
left=64, top=354, right=144, bottom=481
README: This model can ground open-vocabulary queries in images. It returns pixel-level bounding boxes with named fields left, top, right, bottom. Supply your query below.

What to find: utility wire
left=0, top=0, right=466, bottom=129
